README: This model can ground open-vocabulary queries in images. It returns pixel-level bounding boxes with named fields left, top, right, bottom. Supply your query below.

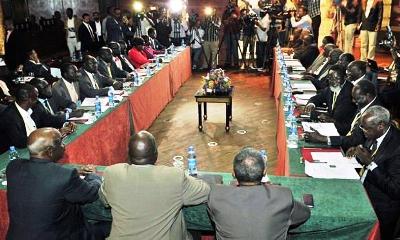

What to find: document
left=289, top=73, right=303, bottom=80
left=294, top=93, right=315, bottom=100
left=311, top=152, right=362, bottom=168
left=81, top=97, right=109, bottom=107
left=68, top=112, right=94, bottom=124
left=295, top=98, right=308, bottom=106
left=302, top=122, right=340, bottom=136
left=50, top=68, right=62, bottom=78
left=305, top=161, right=360, bottom=179
left=291, top=82, right=316, bottom=92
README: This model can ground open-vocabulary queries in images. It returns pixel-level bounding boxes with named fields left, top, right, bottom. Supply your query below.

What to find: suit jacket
left=4, top=30, right=30, bottom=71
left=360, top=1, right=383, bottom=31
left=118, top=54, right=135, bottom=72
left=293, top=45, right=320, bottom=69
left=23, top=60, right=54, bottom=80
left=0, top=104, right=29, bottom=153
left=31, top=100, right=66, bottom=129
left=99, top=163, right=210, bottom=240
left=78, top=23, right=96, bottom=52
left=97, top=58, right=128, bottom=80
left=79, top=69, right=112, bottom=100
left=308, top=81, right=357, bottom=135
left=363, top=127, right=400, bottom=238
left=51, top=79, right=79, bottom=111
left=330, top=98, right=381, bottom=151
left=306, top=54, right=325, bottom=74
left=6, top=158, right=101, bottom=240
left=105, top=17, right=124, bottom=43
left=207, top=184, right=310, bottom=240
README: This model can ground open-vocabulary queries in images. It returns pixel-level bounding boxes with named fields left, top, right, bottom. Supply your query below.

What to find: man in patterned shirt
left=305, top=0, right=321, bottom=44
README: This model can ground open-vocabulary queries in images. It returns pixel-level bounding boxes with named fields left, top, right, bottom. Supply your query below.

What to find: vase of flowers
left=202, top=68, right=232, bottom=95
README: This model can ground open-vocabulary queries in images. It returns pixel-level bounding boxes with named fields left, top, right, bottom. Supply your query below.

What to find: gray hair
left=233, top=147, right=265, bottom=183
left=27, top=135, right=54, bottom=155
left=362, top=106, right=391, bottom=126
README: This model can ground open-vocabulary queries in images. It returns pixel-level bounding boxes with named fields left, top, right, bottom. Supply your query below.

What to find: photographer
left=222, top=0, right=241, bottom=69
left=189, top=20, right=205, bottom=70
left=240, top=8, right=257, bottom=68
left=134, top=12, right=155, bottom=38
left=201, top=8, right=220, bottom=69
left=252, top=1, right=271, bottom=70
left=290, top=6, right=312, bottom=32
left=169, top=14, right=189, bottom=46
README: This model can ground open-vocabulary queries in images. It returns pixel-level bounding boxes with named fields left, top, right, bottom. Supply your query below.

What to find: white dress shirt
left=256, top=14, right=271, bottom=42
left=83, top=22, right=95, bottom=39
left=189, top=28, right=204, bottom=49
left=15, top=102, right=37, bottom=136
left=95, top=21, right=102, bottom=37
left=291, top=15, right=312, bottom=31
left=63, top=78, right=79, bottom=103
left=114, top=57, right=123, bottom=70
left=0, top=80, right=10, bottom=96
left=353, top=75, right=366, bottom=86
left=67, top=18, right=76, bottom=37
left=84, top=70, right=99, bottom=89
left=365, top=0, right=374, bottom=17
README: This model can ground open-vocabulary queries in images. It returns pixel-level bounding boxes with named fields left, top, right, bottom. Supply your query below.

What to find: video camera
left=379, top=26, right=396, bottom=49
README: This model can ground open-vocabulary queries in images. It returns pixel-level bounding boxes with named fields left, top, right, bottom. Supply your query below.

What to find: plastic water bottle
left=108, top=87, right=114, bottom=107
left=287, top=122, right=299, bottom=148
left=156, top=56, right=160, bottom=69
left=95, top=95, right=101, bottom=118
left=8, top=146, right=19, bottom=161
left=187, top=146, right=198, bottom=176
left=146, top=65, right=151, bottom=77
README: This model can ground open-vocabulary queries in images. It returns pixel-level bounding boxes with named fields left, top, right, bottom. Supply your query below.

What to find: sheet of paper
left=286, top=61, right=303, bottom=67
left=289, top=73, right=303, bottom=80
left=294, top=93, right=315, bottom=100
left=81, top=97, right=109, bottom=107
left=50, top=67, right=62, bottom=78
left=302, top=122, right=340, bottom=136
left=295, top=98, right=308, bottom=106
left=305, top=161, right=360, bottom=179
left=311, top=152, right=362, bottom=168
left=68, top=112, right=93, bottom=122
left=291, top=82, right=316, bottom=92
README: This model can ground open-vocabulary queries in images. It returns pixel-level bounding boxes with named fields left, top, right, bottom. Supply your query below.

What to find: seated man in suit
left=345, top=60, right=367, bottom=85
left=208, top=147, right=310, bottom=239
left=305, top=43, right=337, bottom=75
left=51, top=63, right=80, bottom=111
left=97, top=47, right=130, bottom=81
left=117, top=40, right=136, bottom=72
left=347, top=106, right=400, bottom=239
left=304, top=80, right=380, bottom=152
left=109, top=41, right=135, bottom=73
left=99, top=130, right=210, bottom=239
left=148, top=27, right=165, bottom=50
left=304, top=64, right=357, bottom=135
left=293, top=35, right=319, bottom=69
left=30, top=78, right=83, bottom=127
left=128, top=37, right=150, bottom=69
left=6, top=127, right=101, bottom=239
left=23, top=49, right=55, bottom=81
left=336, top=53, right=355, bottom=69
left=79, top=55, right=123, bottom=100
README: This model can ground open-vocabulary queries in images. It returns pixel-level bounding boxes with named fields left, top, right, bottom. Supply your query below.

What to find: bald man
left=99, top=131, right=210, bottom=240
left=6, top=128, right=101, bottom=240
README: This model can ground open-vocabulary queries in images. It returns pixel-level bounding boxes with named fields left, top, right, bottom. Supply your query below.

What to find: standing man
left=347, top=106, right=400, bottom=239
left=102, top=7, right=114, bottom=43
left=78, top=13, right=97, bottom=53
left=240, top=8, right=256, bottom=69
left=305, top=0, right=321, bottom=44
left=91, top=12, right=105, bottom=49
left=99, top=131, right=210, bottom=239
left=106, top=8, right=124, bottom=43
left=340, top=0, right=361, bottom=53
left=64, top=8, right=80, bottom=61
left=222, top=0, right=241, bottom=69
left=253, top=2, right=271, bottom=71
left=155, top=10, right=172, bottom=47
left=6, top=128, right=101, bottom=239
left=189, top=20, right=205, bottom=70
left=359, top=0, right=383, bottom=60
left=4, top=19, right=29, bottom=71
left=169, top=14, right=188, bottom=46
left=201, top=9, right=220, bottom=69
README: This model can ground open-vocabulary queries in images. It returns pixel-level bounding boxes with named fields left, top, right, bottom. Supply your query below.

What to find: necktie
left=107, top=65, right=112, bottom=78
left=347, top=111, right=362, bottom=136
left=86, top=24, right=94, bottom=40
left=370, top=140, right=378, bottom=156
left=332, top=91, right=338, bottom=109
left=44, top=99, right=54, bottom=114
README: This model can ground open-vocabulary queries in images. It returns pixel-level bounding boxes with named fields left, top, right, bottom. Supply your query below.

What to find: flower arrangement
left=202, top=68, right=232, bottom=95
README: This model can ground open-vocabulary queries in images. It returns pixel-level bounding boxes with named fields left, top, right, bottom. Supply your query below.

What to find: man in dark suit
left=4, top=19, right=30, bottom=71
left=359, top=0, right=383, bottom=60
left=305, top=64, right=357, bottom=135
left=105, top=8, right=124, bottom=43
left=336, top=53, right=355, bottom=69
left=6, top=127, right=101, bottom=240
left=305, top=80, right=380, bottom=152
left=117, top=40, right=136, bottom=72
left=91, top=12, right=105, bottom=50
left=347, top=106, right=400, bottom=239
left=23, top=49, right=56, bottom=81
left=79, top=55, right=122, bottom=100
left=305, top=43, right=337, bottom=75
left=293, top=35, right=319, bottom=69
left=207, top=147, right=310, bottom=239
left=346, top=60, right=367, bottom=85
left=51, top=63, right=80, bottom=111
left=109, top=42, right=135, bottom=73
left=78, top=13, right=97, bottom=53
left=97, top=47, right=130, bottom=81
left=148, top=27, right=165, bottom=50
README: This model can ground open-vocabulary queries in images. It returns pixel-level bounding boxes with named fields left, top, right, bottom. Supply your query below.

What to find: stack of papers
left=288, top=73, right=303, bottom=80
left=302, top=122, right=340, bottom=136
left=291, top=82, right=316, bottom=92
left=81, top=97, right=109, bottom=107
left=294, top=93, right=315, bottom=100
left=311, top=152, right=362, bottom=168
left=305, top=160, right=360, bottom=179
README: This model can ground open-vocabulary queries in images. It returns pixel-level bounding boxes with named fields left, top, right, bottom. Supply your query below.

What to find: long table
left=0, top=48, right=192, bottom=239
left=272, top=50, right=380, bottom=239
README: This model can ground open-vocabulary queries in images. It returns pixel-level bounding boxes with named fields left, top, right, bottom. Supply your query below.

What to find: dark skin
left=345, top=61, right=366, bottom=82
left=118, top=41, right=127, bottom=54
left=99, top=48, right=114, bottom=63
left=28, top=128, right=95, bottom=174
left=62, top=65, right=80, bottom=83
left=304, top=85, right=375, bottom=143
left=109, top=43, right=121, bottom=56
left=337, top=53, right=354, bottom=68
left=128, top=131, right=158, bottom=165
left=83, top=56, right=124, bottom=90
left=93, top=12, right=100, bottom=22
left=346, top=114, right=389, bottom=165
left=66, top=9, right=73, bottom=19
left=18, top=87, right=39, bottom=111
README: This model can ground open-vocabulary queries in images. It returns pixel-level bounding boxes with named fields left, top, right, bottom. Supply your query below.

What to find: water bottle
left=146, top=65, right=151, bottom=77
left=181, top=39, right=186, bottom=47
left=260, top=149, right=270, bottom=183
left=95, top=95, right=101, bottom=119
left=187, top=145, right=198, bottom=176
left=8, top=146, right=19, bottom=161
left=156, top=56, right=160, bottom=69
left=108, top=87, right=114, bottom=107
left=287, top=122, right=299, bottom=148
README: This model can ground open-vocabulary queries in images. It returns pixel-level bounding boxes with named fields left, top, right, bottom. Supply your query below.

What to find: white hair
left=362, top=106, right=391, bottom=126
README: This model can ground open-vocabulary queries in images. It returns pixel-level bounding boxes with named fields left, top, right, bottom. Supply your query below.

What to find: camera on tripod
left=379, top=26, right=396, bottom=49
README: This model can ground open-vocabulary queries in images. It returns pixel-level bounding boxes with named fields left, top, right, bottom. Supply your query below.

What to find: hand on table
left=60, top=122, right=77, bottom=137
left=318, top=113, right=334, bottom=123
left=304, top=128, right=327, bottom=143
left=78, top=164, right=96, bottom=175
left=304, top=104, right=315, bottom=113
left=113, top=81, right=123, bottom=90
left=346, top=145, right=373, bottom=165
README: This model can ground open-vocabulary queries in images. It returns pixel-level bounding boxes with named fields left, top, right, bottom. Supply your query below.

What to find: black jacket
left=23, top=60, right=54, bottom=80
left=0, top=104, right=29, bottom=153
left=340, top=2, right=361, bottom=25
left=308, top=81, right=357, bottom=135
left=78, top=69, right=112, bottom=100
left=97, top=58, right=128, bottom=80
left=4, top=30, right=30, bottom=71
left=78, top=23, right=96, bottom=52
left=31, top=100, right=66, bottom=129
left=293, top=45, right=320, bottom=69
left=360, top=1, right=383, bottom=31
left=6, top=158, right=101, bottom=240
left=51, top=79, right=79, bottom=111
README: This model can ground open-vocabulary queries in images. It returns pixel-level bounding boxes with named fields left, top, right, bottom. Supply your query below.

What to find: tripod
left=263, top=16, right=280, bottom=71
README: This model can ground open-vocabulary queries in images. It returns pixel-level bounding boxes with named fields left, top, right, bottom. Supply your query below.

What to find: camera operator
left=240, top=8, right=257, bottom=68
left=169, top=14, right=189, bottom=46
left=222, top=0, right=241, bottom=69
left=290, top=6, right=312, bottom=32
left=201, top=8, right=221, bottom=69
left=155, top=9, right=172, bottom=47
left=251, top=1, right=271, bottom=70
left=134, top=12, right=155, bottom=38
left=189, top=19, right=205, bottom=70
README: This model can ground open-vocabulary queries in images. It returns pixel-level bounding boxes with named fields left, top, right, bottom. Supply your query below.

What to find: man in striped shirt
left=201, top=9, right=221, bottom=69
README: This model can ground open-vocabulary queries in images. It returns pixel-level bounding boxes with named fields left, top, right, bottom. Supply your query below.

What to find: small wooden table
left=194, top=87, right=233, bottom=132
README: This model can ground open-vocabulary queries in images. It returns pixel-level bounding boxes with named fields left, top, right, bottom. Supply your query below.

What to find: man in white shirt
left=189, top=20, right=205, bottom=70
left=170, top=15, right=188, bottom=46
left=64, top=8, right=80, bottom=60
left=92, top=12, right=104, bottom=48
left=290, top=6, right=312, bottom=32
left=252, top=4, right=271, bottom=70
left=347, top=106, right=400, bottom=239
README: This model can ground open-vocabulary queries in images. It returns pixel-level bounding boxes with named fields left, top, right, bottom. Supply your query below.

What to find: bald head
left=28, top=128, right=64, bottom=161
left=128, top=131, right=158, bottom=165
left=323, top=43, right=337, bottom=57
left=346, top=60, right=367, bottom=82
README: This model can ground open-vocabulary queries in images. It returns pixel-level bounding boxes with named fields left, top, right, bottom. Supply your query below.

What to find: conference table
left=0, top=48, right=192, bottom=239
